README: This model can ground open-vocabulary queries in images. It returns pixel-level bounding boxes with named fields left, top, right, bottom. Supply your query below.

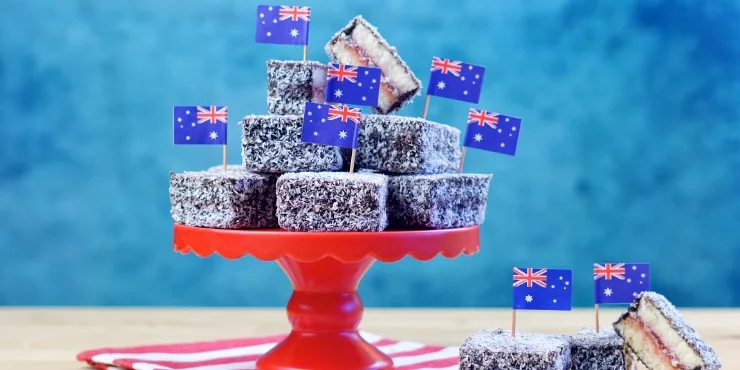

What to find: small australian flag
left=463, top=108, right=521, bottom=156
left=301, top=102, right=361, bottom=149
left=594, top=263, right=651, bottom=304
left=173, top=106, right=227, bottom=145
left=426, top=57, right=485, bottom=104
left=255, top=5, right=310, bottom=45
left=513, top=267, right=573, bottom=311
left=325, top=63, right=382, bottom=107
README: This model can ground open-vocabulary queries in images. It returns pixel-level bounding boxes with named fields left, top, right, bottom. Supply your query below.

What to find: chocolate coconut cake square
left=325, top=16, right=421, bottom=114
left=275, top=172, right=388, bottom=232
left=169, top=170, right=278, bottom=229
left=267, top=60, right=327, bottom=115
left=346, top=114, right=461, bottom=174
left=388, top=173, right=492, bottom=229
left=570, top=328, right=627, bottom=370
left=460, top=329, right=571, bottom=370
left=241, top=115, right=343, bottom=173
left=613, top=291, right=721, bottom=370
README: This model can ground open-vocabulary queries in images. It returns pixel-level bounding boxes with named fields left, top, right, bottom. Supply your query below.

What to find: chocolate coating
left=267, top=60, right=327, bottom=116
left=460, top=328, right=571, bottom=370
left=169, top=170, right=278, bottom=229
left=275, top=172, right=388, bottom=232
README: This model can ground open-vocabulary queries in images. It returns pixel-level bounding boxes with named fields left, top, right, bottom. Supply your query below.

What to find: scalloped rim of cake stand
left=173, top=224, right=480, bottom=263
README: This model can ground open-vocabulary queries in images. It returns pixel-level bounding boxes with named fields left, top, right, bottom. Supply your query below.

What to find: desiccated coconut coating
left=325, top=16, right=421, bottom=115
left=388, top=173, right=492, bottom=229
left=613, top=291, right=721, bottom=370
left=460, top=328, right=571, bottom=370
left=344, top=114, right=461, bottom=174
left=569, top=328, right=626, bottom=370
left=267, top=60, right=327, bottom=115
left=207, top=164, right=245, bottom=172
left=241, top=115, right=343, bottom=173
left=275, top=172, right=388, bottom=232
left=169, top=170, right=278, bottom=229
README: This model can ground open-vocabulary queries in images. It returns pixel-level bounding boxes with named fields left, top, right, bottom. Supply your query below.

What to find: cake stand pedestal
left=174, top=224, right=480, bottom=370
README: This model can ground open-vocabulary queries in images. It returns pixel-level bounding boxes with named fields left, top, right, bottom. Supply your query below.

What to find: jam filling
left=626, top=316, right=687, bottom=370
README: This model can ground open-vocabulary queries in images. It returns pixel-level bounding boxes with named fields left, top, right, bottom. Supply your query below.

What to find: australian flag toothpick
left=426, top=57, right=485, bottom=104
left=513, top=267, right=573, bottom=311
left=255, top=5, right=310, bottom=45
left=325, top=63, right=382, bottom=107
left=301, top=102, right=361, bottom=149
left=594, top=263, right=651, bottom=304
left=463, top=108, right=522, bottom=156
left=173, top=106, right=227, bottom=145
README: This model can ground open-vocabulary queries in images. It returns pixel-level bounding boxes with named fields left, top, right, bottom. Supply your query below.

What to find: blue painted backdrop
left=1, top=0, right=738, bottom=307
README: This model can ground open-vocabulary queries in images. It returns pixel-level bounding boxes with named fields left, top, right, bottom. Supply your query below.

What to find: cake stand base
left=174, top=225, right=480, bottom=370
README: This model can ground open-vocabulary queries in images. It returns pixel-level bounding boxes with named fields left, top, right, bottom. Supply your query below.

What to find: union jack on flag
left=173, top=106, right=227, bottom=145
left=426, top=57, right=485, bottom=103
left=325, top=63, right=382, bottom=107
left=513, top=267, right=572, bottom=311
left=594, top=263, right=651, bottom=304
left=463, top=108, right=522, bottom=156
left=301, top=102, right=362, bottom=149
left=255, top=5, right=310, bottom=45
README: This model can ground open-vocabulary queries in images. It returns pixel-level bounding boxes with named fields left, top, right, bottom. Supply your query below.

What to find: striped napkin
left=77, top=331, right=459, bottom=370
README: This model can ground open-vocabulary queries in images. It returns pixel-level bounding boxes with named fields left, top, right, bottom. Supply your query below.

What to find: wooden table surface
left=0, top=308, right=736, bottom=369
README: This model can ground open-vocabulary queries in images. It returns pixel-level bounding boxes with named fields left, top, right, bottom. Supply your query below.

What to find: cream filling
left=310, top=66, right=327, bottom=102
left=328, top=22, right=419, bottom=100
left=616, top=301, right=703, bottom=369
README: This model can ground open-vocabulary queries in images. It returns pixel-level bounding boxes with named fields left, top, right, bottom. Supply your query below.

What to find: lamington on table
left=241, top=115, right=343, bottom=173
left=275, top=172, right=388, bottom=232
left=169, top=170, right=278, bottom=229
left=460, top=328, right=571, bottom=370
left=613, top=291, right=721, bottom=370
left=388, top=173, right=492, bottom=229
left=267, top=60, right=327, bottom=115
left=325, top=16, right=421, bottom=114
left=345, top=114, right=461, bottom=174
left=570, top=328, right=627, bottom=370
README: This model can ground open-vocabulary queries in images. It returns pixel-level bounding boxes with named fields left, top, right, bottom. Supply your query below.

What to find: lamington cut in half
left=613, top=291, right=721, bottom=370
left=570, top=328, right=627, bottom=370
left=267, top=60, right=327, bottom=115
left=241, top=115, right=343, bottom=173
left=388, top=173, right=492, bottom=229
left=169, top=170, right=278, bottom=229
left=460, top=329, right=571, bottom=370
left=325, top=16, right=421, bottom=114
left=346, top=114, right=461, bottom=174
left=276, top=172, right=388, bottom=232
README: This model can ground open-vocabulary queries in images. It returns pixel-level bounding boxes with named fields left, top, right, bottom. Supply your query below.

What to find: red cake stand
left=173, top=224, right=480, bottom=370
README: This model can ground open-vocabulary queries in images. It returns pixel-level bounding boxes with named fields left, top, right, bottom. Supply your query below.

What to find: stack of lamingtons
left=169, top=16, right=493, bottom=232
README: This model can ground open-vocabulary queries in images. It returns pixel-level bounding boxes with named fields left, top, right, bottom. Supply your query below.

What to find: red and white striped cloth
left=77, top=331, right=459, bottom=370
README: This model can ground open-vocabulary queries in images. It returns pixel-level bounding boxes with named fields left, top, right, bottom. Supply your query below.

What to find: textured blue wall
left=1, top=0, right=738, bottom=307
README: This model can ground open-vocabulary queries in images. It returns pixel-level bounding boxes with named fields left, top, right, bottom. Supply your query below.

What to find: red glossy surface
left=173, top=225, right=480, bottom=262
left=173, top=225, right=480, bottom=370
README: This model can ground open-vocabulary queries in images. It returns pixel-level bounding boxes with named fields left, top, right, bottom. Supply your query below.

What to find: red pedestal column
left=256, top=256, right=393, bottom=370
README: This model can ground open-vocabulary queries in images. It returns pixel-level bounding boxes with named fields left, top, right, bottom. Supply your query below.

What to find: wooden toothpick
left=458, top=147, right=467, bottom=173
left=595, top=304, right=600, bottom=333
left=511, top=309, right=517, bottom=337
left=349, top=149, right=357, bottom=173
left=222, top=145, right=228, bottom=171
left=421, top=95, right=431, bottom=120
left=303, top=45, right=308, bottom=61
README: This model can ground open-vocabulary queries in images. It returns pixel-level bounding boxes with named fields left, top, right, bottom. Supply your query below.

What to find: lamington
left=460, top=329, right=571, bottom=370
left=570, top=328, right=627, bottom=370
left=325, top=16, right=421, bottom=114
left=267, top=60, right=327, bottom=115
left=613, top=291, right=721, bottom=370
left=388, top=173, right=492, bottom=229
left=346, top=114, right=461, bottom=174
left=241, top=115, right=343, bottom=173
left=275, top=172, right=388, bottom=232
left=169, top=170, right=278, bottom=229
